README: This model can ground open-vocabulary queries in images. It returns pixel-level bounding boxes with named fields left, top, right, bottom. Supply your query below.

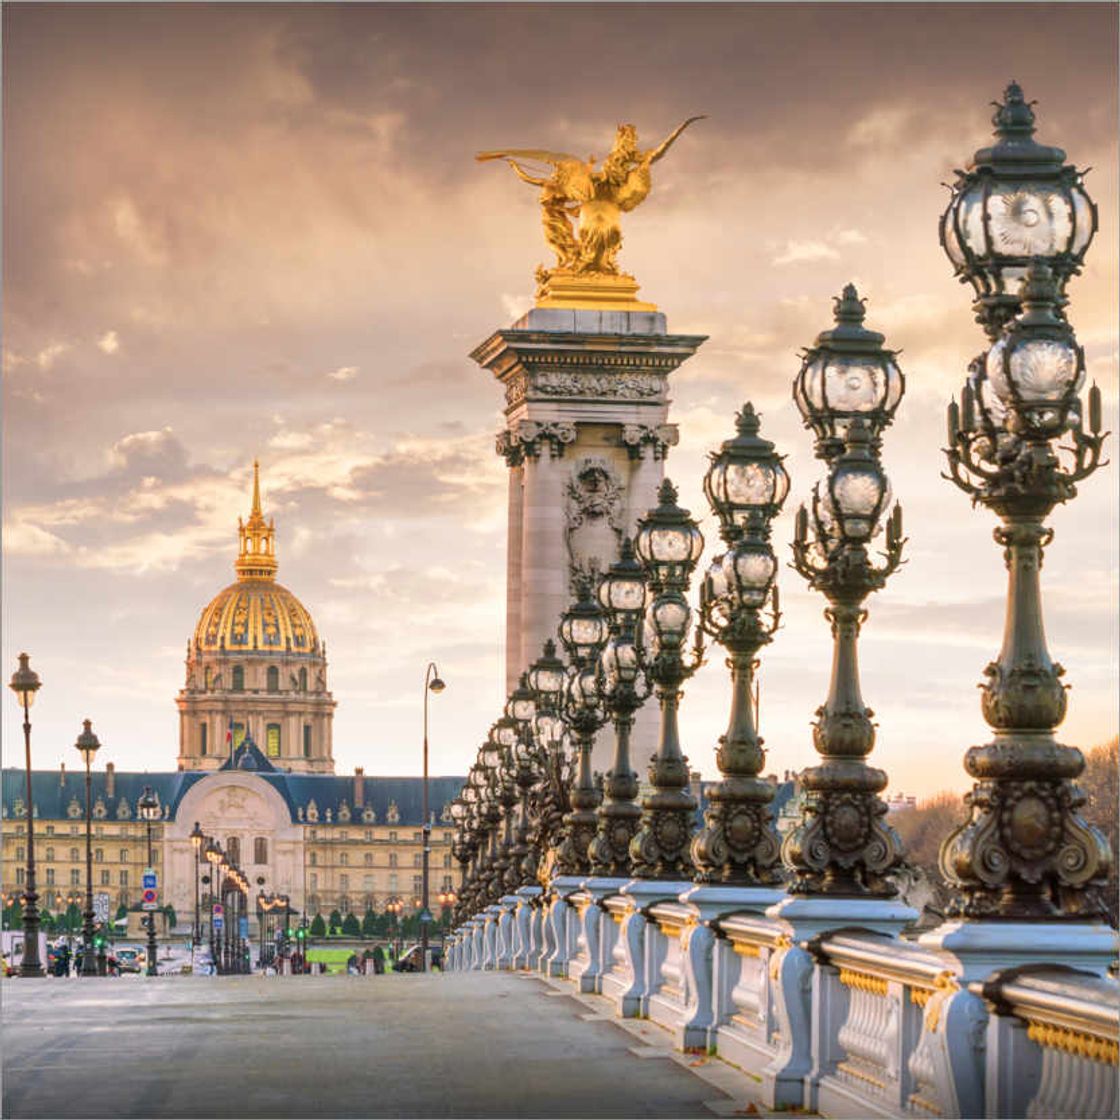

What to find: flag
left=226, top=717, right=234, bottom=758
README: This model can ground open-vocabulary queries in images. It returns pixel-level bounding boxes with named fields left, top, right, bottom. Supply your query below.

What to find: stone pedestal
left=473, top=308, right=705, bottom=776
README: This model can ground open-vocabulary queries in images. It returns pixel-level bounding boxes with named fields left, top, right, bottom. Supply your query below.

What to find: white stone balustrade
left=448, top=885, right=1119, bottom=1119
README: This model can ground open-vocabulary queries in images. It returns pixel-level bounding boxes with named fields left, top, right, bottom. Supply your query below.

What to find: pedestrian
left=372, top=944, right=385, bottom=975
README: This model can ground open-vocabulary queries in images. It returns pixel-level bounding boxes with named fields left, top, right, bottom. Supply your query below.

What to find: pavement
left=1, top=972, right=766, bottom=1118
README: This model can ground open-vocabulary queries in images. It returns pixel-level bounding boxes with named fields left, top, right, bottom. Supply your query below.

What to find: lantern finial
left=734, top=402, right=761, bottom=436
left=992, top=80, right=1037, bottom=141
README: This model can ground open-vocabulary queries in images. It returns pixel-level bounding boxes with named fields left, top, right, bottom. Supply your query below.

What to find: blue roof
left=1, top=768, right=466, bottom=827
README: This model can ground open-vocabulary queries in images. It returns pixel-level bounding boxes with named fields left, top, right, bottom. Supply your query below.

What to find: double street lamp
left=420, top=662, right=446, bottom=974
left=8, top=654, right=44, bottom=978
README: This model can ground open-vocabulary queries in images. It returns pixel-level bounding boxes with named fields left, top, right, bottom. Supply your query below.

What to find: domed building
left=177, top=463, right=336, bottom=773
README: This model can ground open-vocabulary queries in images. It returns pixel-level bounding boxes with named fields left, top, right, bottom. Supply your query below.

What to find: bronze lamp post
left=9, top=654, right=44, bottom=978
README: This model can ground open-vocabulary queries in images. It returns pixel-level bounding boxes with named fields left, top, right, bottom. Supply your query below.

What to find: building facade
left=2, top=465, right=463, bottom=934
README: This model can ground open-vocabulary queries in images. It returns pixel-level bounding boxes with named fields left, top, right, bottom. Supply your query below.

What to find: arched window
left=232, top=665, right=244, bottom=692
left=200, top=723, right=208, bottom=756
left=226, top=836, right=240, bottom=864
left=266, top=724, right=281, bottom=758
left=299, top=668, right=308, bottom=693
left=204, top=667, right=213, bottom=691
left=253, top=837, right=268, bottom=865
left=267, top=666, right=279, bottom=693
left=303, top=724, right=312, bottom=758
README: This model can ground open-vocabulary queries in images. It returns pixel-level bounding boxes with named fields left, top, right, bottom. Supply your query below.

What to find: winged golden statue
left=478, top=117, right=704, bottom=309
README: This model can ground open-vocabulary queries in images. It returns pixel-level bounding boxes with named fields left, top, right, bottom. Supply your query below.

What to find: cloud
left=97, top=330, right=120, bottom=354
left=326, top=365, right=358, bottom=381
left=772, top=240, right=840, bottom=267
left=108, top=427, right=189, bottom=479
left=36, top=342, right=68, bottom=369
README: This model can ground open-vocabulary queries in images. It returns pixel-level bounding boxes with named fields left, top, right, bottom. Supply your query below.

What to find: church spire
left=235, top=459, right=278, bottom=581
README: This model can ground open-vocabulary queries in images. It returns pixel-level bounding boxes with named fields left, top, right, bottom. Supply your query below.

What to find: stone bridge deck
left=1, top=974, right=765, bottom=1119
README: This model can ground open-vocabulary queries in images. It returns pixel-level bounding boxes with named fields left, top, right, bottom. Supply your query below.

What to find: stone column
left=473, top=308, right=705, bottom=773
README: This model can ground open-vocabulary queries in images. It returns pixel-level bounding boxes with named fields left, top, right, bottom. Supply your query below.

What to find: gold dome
left=192, top=461, right=321, bottom=655
left=193, top=580, right=320, bottom=654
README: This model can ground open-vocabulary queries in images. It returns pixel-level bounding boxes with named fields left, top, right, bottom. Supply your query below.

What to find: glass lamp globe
left=137, top=786, right=161, bottom=823
left=9, top=653, right=41, bottom=710
left=816, top=421, right=890, bottom=545
left=646, top=594, right=691, bottom=653
left=634, top=479, right=705, bottom=589
left=941, top=82, right=1096, bottom=336
left=793, top=286, right=904, bottom=457
left=568, top=667, right=599, bottom=711
left=600, top=635, right=640, bottom=688
left=505, top=676, right=536, bottom=727
left=597, top=538, right=648, bottom=622
left=534, top=711, right=565, bottom=746
left=74, top=719, right=101, bottom=767
left=723, top=541, right=777, bottom=608
left=558, top=582, right=610, bottom=663
left=983, top=263, right=1085, bottom=437
left=703, top=404, right=790, bottom=537
left=527, top=640, right=567, bottom=708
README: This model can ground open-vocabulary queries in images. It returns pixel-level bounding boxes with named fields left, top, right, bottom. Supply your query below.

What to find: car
left=396, top=944, right=443, bottom=972
left=115, top=948, right=143, bottom=974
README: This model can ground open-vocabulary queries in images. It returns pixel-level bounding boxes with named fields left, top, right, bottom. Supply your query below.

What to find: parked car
left=115, top=948, right=143, bottom=974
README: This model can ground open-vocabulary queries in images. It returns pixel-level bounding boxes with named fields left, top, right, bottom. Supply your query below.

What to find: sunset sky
left=3, top=3, right=1116, bottom=796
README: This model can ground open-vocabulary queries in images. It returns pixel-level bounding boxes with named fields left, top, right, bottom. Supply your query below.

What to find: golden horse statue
left=478, top=118, right=704, bottom=283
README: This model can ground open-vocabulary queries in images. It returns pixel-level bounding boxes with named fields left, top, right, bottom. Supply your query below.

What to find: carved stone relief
left=565, top=457, right=625, bottom=592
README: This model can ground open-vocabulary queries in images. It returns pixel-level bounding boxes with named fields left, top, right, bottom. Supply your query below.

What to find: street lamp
left=74, top=719, right=101, bottom=977
left=420, top=662, right=445, bottom=974
left=525, top=640, right=569, bottom=882
left=628, top=479, right=706, bottom=879
left=941, top=99, right=1110, bottom=918
left=587, top=539, right=651, bottom=877
left=940, top=81, right=1096, bottom=340
left=137, top=786, right=161, bottom=977
left=552, top=580, right=611, bottom=877
left=9, top=653, right=44, bottom=978
left=385, top=896, right=404, bottom=962
left=785, top=287, right=907, bottom=896
left=693, top=404, right=789, bottom=885
left=205, top=839, right=223, bottom=972
left=189, top=821, right=204, bottom=955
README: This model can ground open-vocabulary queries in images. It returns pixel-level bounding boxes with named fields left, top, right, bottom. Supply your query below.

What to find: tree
left=115, top=904, right=128, bottom=921
left=328, top=909, right=342, bottom=934
left=361, top=909, right=377, bottom=938
left=341, top=913, right=361, bottom=937
left=309, top=913, right=326, bottom=937
left=1081, top=738, right=1118, bottom=926
left=890, top=791, right=965, bottom=918
left=163, top=905, right=177, bottom=929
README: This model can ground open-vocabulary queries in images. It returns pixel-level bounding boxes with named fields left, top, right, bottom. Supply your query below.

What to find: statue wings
left=476, top=148, right=594, bottom=201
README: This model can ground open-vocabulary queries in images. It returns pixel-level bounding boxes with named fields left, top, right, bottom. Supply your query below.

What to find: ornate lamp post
left=588, top=539, right=651, bottom=877
left=941, top=262, right=1110, bottom=919
left=526, top=640, right=570, bottom=880
left=420, top=661, right=445, bottom=974
left=8, top=654, right=44, bottom=978
left=785, top=287, right=907, bottom=897
left=692, top=405, right=789, bottom=885
left=628, top=479, right=706, bottom=880
left=74, top=719, right=101, bottom=977
left=189, top=822, right=204, bottom=948
left=137, top=786, right=161, bottom=977
left=940, top=81, right=1096, bottom=340
left=204, top=839, right=223, bottom=971
left=553, top=582, right=611, bottom=876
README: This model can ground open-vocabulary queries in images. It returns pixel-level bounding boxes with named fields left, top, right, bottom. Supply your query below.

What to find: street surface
left=1, top=972, right=759, bottom=1118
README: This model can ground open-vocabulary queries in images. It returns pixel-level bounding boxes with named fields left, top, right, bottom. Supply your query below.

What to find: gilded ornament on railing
left=477, top=117, right=704, bottom=310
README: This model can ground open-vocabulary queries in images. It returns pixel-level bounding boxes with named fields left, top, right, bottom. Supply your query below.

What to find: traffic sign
left=142, top=868, right=158, bottom=890
left=93, top=893, right=111, bottom=923
left=213, top=915, right=224, bottom=931
left=141, top=887, right=158, bottom=911
left=213, top=903, right=224, bottom=917
left=418, top=908, right=433, bottom=924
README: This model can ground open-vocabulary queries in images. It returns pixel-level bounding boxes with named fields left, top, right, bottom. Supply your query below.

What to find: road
left=1, top=972, right=759, bottom=1118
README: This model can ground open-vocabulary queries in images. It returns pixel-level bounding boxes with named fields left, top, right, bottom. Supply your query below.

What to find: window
left=120, top=870, right=128, bottom=887
left=226, top=837, right=240, bottom=864
left=388, top=853, right=398, bottom=868
left=363, top=875, right=374, bottom=891
left=339, top=831, right=348, bottom=841
left=412, top=853, right=422, bottom=868
left=254, top=837, right=267, bottom=865
left=45, top=847, right=54, bottom=861
left=94, top=848, right=104, bottom=863
left=16, top=868, right=24, bottom=885
left=339, top=852, right=348, bottom=866
left=299, top=668, right=308, bottom=693
left=412, top=832, right=422, bottom=842
left=443, top=853, right=452, bottom=868
left=95, top=827, right=104, bottom=837
left=204, top=667, right=213, bottom=690
left=232, top=665, right=244, bottom=691
left=266, top=724, right=281, bottom=758
left=340, top=895, right=350, bottom=915
left=442, top=875, right=453, bottom=891
left=339, top=874, right=349, bottom=892
left=443, top=832, right=452, bottom=843
left=70, top=848, right=79, bottom=861
left=412, top=876, right=422, bottom=895
left=46, top=825, right=55, bottom=836
left=364, top=830, right=372, bottom=842
left=309, top=852, right=317, bottom=867
left=267, top=666, right=279, bottom=693
left=70, top=869, right=81, bottom=886
left=303, top=724, right=312, bottom=758
left=16, top=846, right=25, bottom=861
left=389, top=873, right=398, bottom=891
left=389, top=831, right=398, bottom=843
left=46, top=868, right=55, bottom=885
left=100, top=870, right=110, bottom=886
left=200, top=723, right=208, bottom=756
left=309, top=873, right=318, bottom=891
left=119, top=849, right=128, bottom=863
left=363, top=853, right=372, bottom=867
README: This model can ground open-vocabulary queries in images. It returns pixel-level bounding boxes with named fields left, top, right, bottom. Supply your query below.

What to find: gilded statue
left=478, top=118, right=704, bottom=307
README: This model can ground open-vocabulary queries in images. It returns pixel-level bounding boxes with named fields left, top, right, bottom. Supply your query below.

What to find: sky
left=3, top=3, right=1117, bottom=796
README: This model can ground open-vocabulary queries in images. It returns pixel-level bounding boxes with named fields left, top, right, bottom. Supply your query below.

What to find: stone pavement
left=1, top=972, right=765, bottom=1118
